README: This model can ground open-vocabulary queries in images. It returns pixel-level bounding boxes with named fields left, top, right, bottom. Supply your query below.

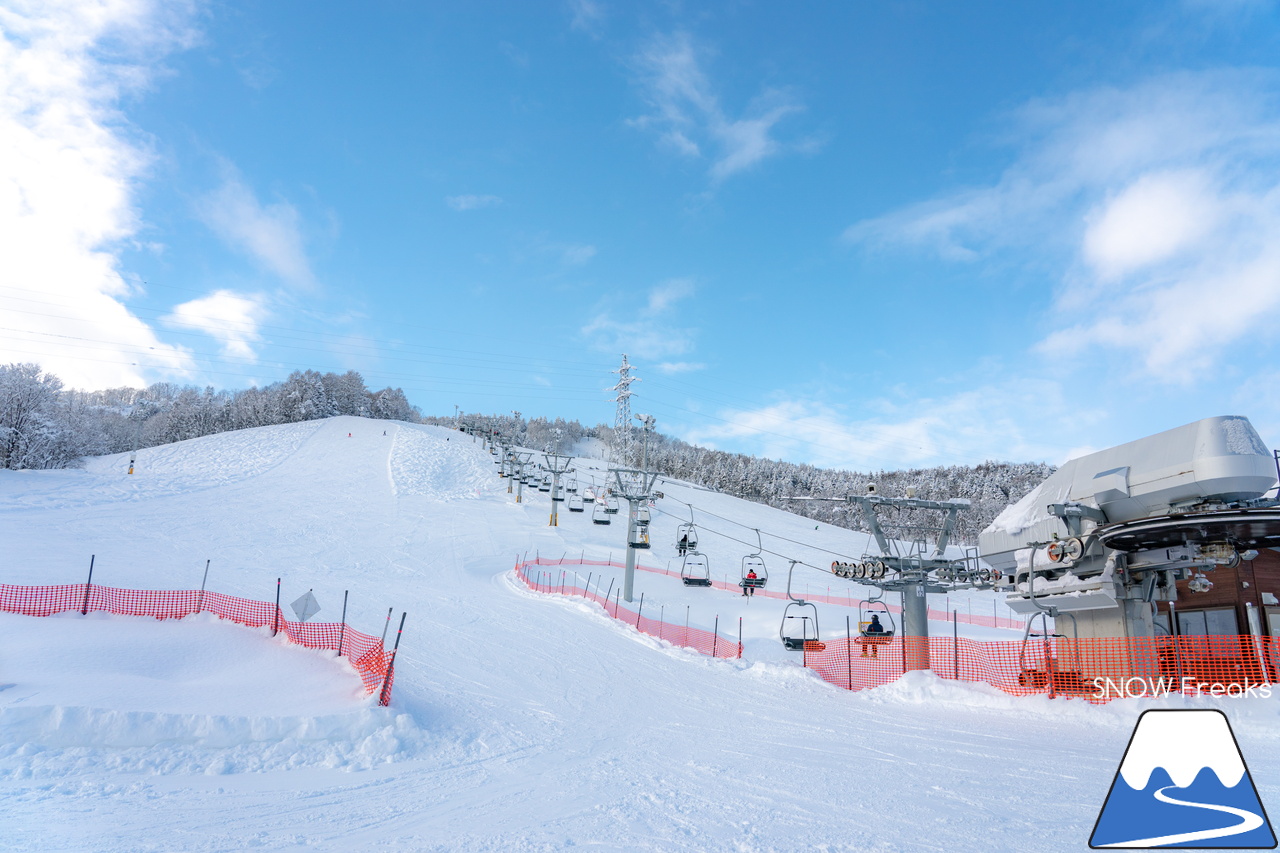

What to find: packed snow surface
left=1, top=416, right=1276, bottom=851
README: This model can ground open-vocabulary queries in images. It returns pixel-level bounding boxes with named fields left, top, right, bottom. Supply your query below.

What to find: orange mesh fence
left=519, top=554, right=1025, bottom=630
left=802, top=632, right=1277, bottom=703
left=515, top=560, right=742, bottom=659
left=1, top=583, right=395, bottom=702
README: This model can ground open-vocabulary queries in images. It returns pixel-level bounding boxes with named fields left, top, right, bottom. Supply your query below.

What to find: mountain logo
left=1090, top=709, right=1276, bottom=849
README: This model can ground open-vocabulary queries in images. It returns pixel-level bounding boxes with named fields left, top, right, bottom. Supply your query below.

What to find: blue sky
left=5, top=0, right=1280, bottom=471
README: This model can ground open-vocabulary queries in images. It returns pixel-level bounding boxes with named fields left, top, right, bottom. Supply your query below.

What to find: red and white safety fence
left=514, top=559, right=743, bottom=660
left=0, top=582, right=401, bottom=705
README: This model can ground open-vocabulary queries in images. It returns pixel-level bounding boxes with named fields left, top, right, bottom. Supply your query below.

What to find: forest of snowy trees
left=427, top=412, right=1055, bottom=545
left=0, top=362, right=1051, bottom=544
left=0, top=363, right=417, bottom=470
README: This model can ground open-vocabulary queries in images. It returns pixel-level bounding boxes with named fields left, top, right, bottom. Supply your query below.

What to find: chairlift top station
left=978, top=415, right=1280, bottom=643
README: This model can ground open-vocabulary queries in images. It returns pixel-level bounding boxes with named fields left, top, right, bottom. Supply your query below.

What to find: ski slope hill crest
left=0, top=416, right=1276, bottom=851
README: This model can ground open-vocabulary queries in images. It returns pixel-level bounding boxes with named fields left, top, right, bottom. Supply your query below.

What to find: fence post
left=339, top=590, right=349, bottom=657
left=604, top=578, right=614, bottom=612
left=846, top=615, right=852, bottom=691
left=377, top=612, right=407, bottom=707
left=953, top=609, right=958, bottom=681
left=585, top=573, right=593, bottom=600
left=81, top=554, right=95, bottom=615
left=380, top=607, right=393, bottom=646
left=738, top=617, right=743, bottom=659
left=712, top=616, right=719, bottom=658
left=636, top=593, right=644, bottom=628
left=196, top=559, right=210, bottom=614
left=272, top=578, right=281, bottom=637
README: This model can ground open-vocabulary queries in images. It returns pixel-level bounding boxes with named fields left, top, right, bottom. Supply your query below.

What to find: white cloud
left=199, top=167, right=315, bottom=289
left=163, top=290, right=268, bottom=360
left=581, top=278, right=698, bottom=359
left=655, top=361, right=706, bottom=375
left=629, top=32, right=804, bottom=182
left=446, top=194, right=504, bottom=211
left=561, top=244, right=597, bottom=266
left=682, top=380, right=1100, bottom=472
left=845, top=70, right=1280, bottom=384
left=0, top=0, right=197, bottom=389
left=568, top=0, right=604, bottom=35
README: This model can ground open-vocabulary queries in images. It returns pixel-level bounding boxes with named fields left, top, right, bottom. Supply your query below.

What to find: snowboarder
left=743, top=568, right=758, bottom=597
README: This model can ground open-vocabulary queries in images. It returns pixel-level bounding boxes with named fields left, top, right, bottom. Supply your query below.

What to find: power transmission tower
left=611, top=355, right=638, bottom=466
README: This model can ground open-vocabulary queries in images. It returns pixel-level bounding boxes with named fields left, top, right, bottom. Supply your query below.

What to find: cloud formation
left=446, top=194, right=504, bottom=211
left=0, top=0, right=197, bottom=389
left=629, top=32, right=804, bottom=182
left=581, top=277, right=698, bottom=359
left=199, top=167, right=315, bottom=290
left=845, top=70, right=1280, bottom=383
left=163, top=290, right=268, bottom=360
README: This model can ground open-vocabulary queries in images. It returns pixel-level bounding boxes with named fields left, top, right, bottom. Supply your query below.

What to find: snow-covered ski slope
left=1, top=416, right=1276, bottom=851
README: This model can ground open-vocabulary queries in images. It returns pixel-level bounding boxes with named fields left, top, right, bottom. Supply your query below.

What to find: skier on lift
left=867, top=614, right=885, bottom=635
left=743, top=568, right=758, bottom=597
left=677, top=534, right=689, bottom=557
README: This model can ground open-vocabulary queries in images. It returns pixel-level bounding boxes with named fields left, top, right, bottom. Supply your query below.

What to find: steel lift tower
left=543, top=452, right=575, bottom=526
left=610, top=355, right=638, bottom=467
left=792, top=489, right=996, bottom=671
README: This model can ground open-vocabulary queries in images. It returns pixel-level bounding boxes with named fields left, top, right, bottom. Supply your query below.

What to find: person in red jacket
left=742, top=568, right=758, bottom=597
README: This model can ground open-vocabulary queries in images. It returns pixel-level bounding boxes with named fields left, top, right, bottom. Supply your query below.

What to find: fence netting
left=802, top=632, right=1278, bottom=703
left=514, top=560, right=742, bottom=659
left=0, top=583, right=397, bottom=704
left=515, top=557, right=1276, bottom=704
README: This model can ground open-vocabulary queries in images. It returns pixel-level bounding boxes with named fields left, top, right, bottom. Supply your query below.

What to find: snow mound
left=389, top=424, right=494, bottom=499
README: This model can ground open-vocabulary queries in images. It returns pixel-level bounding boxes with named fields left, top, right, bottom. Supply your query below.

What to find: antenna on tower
left=611, top=354, right=638, bottom=466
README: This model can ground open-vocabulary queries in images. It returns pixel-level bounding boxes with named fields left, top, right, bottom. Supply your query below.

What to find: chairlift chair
left=680, top=551, right=712, bottom=586
left=630, top=525, right=651, bottom=549
left=675, top=522, right=698, bottom=553
left=740, top=555, right=768, bottom=592
left=858, top=599, right=896, bottom=640
left=739, top=530, right=768, bottom=592
left=780, top=603, right=821, bottom=651
left=591, top=503, right=612, bottom=525
left=566, top=478, right=578, bottom=493
left=568, top=494, right=585, bottom=513
left=538, top=478, right=551, bottom=493
left=583, top=487, right=597, bottom=502
left=636, top=506, right=651, bottom=526
left=779, top=559, right=825, bottom=651
left=604, top=496, right=620, bottom=515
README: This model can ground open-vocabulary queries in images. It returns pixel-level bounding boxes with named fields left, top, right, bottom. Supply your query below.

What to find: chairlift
left=592, top=502, right=612, bottom=525
left=630, top=524, right=651, bottom=550
left=566, top=477, right=578, bottom=493
left=552, top=483, right=565, bottom=502
left=636, top=505, right=651, bottom=526
left=538, top=478, right=551, bottom=493
left=858, top=597, right=895, bottom=640
left=680, top=551, right=712, bottom=587
left=568, top=494, right=585, bottom=513
left=583, top=487, right=597, bottom=502
left=603, top=496, right=620, bottom=515
left=739, top=528, right=768, bottom=592
left=779, top=560, right=825, bottom=651
left=676, top=522, right=698, bottom=553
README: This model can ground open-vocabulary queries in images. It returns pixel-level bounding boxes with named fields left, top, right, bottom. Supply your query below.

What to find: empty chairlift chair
left=568, top=494, right=585, bottom=513
left=603, top=496, right=620, bottom=515
left=680, top=551, right=712, bottom=587
left=779, top=560, right=825, bottom=651
left=592, top=501, right=612, bottom=525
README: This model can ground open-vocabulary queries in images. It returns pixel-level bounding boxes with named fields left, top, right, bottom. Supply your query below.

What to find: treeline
left=433, top=413, right=1054, bottom=545
left=0, top=363, right=418, bottom=470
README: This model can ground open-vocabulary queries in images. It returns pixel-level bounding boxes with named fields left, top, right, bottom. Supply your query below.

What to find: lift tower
left=543, top=452, right=575, bottom=526
left=790, top=489, right=994, bottom=672
left=612, top=467, right=660, bottom=603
